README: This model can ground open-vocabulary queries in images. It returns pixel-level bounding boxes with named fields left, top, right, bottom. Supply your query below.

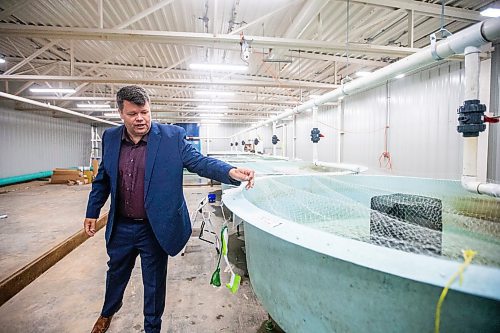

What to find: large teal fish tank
left=223, top=174, right=500, bottom=333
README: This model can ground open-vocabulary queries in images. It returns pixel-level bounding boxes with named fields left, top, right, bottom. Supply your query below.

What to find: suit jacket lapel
left=145, top=122, right=161, bottom=197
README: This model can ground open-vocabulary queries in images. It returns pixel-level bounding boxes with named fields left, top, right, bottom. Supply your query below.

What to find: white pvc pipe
left=461, top=46, right=500, bottom=197
left=292, top=115, right=296, bottom=160
left=337, top=100, right=344, bottom=163
left=312, top=106, right=318, bottom=162
left=272, top=121, right=277, bottom=156
left=231, top=18, right=500, bottom=138
left=0, top=91, right=119, bottom=126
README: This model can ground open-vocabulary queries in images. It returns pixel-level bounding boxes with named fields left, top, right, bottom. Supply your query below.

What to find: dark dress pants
left=101, top=217, right=168, bottom=333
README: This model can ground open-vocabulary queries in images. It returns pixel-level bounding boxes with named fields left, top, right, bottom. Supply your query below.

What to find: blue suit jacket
left=86, top=122, right=240, bottom=256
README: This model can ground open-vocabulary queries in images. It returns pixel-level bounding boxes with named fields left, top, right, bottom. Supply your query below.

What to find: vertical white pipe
left=206, top=125, right=211, bottom=154
left=386, top=82, right=391, bottom=156
left=98, top=0, right=104, bottom=29
left=282, top=124, right=287, bottom=158
left=407, top=10, right=414, bottom=48
left=292, top=115, right=296, bottom=160
left=462, top=46, right=481, bottom=180
left=312, top=106, right=318, bottom=162
left=460, top=46, right=500, bottom=197
left=338, top=100, right=344, bottom=163
left=272, top=121, right=277, bottom=156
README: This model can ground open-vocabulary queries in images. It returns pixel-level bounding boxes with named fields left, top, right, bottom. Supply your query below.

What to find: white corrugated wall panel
left=291, top=61, right=478, bottom=180
left=342, top=84, right=389, bottom=170
left=386, top=62, right=464, bottom=179
left=199, top=123, right=248, bottom=154
left=293, top=105, right=339, bottom=162
left=295, top=111, right=314, bottom=161
left=0, top=104, right=91, bottom=178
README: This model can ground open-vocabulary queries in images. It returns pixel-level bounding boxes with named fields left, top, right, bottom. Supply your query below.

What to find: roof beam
left=0, top=0, right=36, bottom=21
left=27, top=96, right=302, bottom=106
left=113, top=0, right=176, bottom=29
left=292, top=51, right=388, bottom=67
left=0, top=74, right=338, bottom=89
left=0, top=24, right=420, bottom=57
left=283, top=0, right=329, bottom=39
left=4, top=39, right=60, bottom=75
left=5, top=57, right=348, bottom=83
left=349, top=0, right=482, bottom=22
left=229, top=0, right=304, bottom=36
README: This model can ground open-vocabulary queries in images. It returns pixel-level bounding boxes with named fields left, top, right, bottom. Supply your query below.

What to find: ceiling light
left=0, top=58, right=5, bottom=64
left=195, top=91, right=235, bottom=97
left=103, top=112, right=121, bottom=118
left=30, top=88, right=77, bottom=93
left=480, top=8, right=500, bottom=17
left=356, top=71, right=372, bottom=77
left=197, top=105, right=228, bottom=109
left=395, top=74, right=405, bottom=79
left=309, top=95, right=321, bottom=99
left=189, top=63, right=248, bottom=71
left=77, top=104, right=111, bottom=108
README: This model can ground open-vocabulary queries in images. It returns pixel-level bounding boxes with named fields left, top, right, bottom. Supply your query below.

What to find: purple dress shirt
left=117, top=130, right=148, bottom=219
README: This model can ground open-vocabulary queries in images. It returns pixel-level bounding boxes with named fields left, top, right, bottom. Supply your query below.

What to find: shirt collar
left=122, top=128, right=149, bottom=144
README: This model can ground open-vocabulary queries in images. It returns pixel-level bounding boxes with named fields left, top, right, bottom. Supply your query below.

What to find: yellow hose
left=434, top=249, right=477, bottom=333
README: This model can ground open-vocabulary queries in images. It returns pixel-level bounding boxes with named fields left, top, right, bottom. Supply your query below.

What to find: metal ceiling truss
left=0, top=0, right=491, bottom=125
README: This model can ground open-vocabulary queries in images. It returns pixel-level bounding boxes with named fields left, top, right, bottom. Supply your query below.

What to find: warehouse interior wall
left=199, top=123, right=247, bottom=154
left=0, top=102, right=94, bottom=178
left=283, top=60, right=495, bottom=181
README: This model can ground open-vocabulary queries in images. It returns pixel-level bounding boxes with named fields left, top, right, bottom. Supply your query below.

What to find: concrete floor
left=0, top=181, right=109, bottom=282
left=0, top=182, right=278, bottom=332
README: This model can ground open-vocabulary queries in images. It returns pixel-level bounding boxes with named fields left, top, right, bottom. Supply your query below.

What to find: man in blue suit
left=84, top=85, right=254, bottom=333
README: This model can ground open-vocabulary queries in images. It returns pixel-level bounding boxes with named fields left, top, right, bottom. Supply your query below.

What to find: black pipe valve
left=310, top=128, right=321, bottom=143
left=457, top=99, right=486, bottom=137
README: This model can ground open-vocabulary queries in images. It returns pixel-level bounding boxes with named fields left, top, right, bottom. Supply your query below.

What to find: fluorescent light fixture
left=195, top=91, right=235, bottom=97
left=356, top=71, right=372, bottom=77
left=199, top=113, right=223, bottom=118
left=189, top=63, right=248, bottom=71
left=309, top=95, right=321, bottom=99
left=0, top=58, right=5, bottom=64
left=104, top=112, right=121, bottom=118
left=395, top=74, right=405, bottom=79
left=480, top=8, right=500, bottom=17
left=197, top=105, right=228, bottom=109
left=77, top=104, right=111, bottom=108
left=30, top=88, right=76, bottom=93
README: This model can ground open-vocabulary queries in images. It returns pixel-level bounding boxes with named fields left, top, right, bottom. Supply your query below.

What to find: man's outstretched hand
left=229, top=167, right=255, bottom=189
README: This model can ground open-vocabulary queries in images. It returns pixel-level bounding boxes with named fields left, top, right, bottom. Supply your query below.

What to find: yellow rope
left=434, top=249, right=477, bottom=333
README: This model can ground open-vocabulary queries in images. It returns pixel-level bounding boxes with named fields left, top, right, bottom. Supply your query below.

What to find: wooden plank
left=0, top=213, right=108, bottom=306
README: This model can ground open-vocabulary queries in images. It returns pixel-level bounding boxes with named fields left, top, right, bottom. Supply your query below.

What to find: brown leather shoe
left=91, top=315, right=113, bottom=333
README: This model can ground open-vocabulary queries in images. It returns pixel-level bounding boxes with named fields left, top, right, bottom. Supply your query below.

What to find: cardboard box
left=50, top=169, right=84, bottom=184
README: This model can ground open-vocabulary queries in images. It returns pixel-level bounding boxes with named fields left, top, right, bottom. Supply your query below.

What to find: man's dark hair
left=116, top=85, right=150, bottom=110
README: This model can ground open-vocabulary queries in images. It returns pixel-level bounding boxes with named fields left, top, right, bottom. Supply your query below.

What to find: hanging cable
left=345, top=0, right=350, bottom=78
